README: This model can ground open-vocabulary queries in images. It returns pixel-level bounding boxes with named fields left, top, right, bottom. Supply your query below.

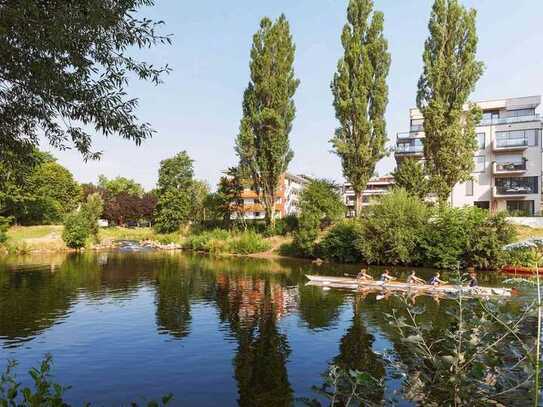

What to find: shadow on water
left=0, top=251, right=539, bottom=405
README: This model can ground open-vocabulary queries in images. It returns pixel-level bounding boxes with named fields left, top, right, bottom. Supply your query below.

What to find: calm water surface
left=0, top=251, right=537, bottom=406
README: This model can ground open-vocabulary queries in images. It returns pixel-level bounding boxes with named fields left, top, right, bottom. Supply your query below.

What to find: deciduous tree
left=416, top=0, right=484, bottom=203
left=154, top=151, right=195, bottom=233
left=98, top=176, right=144, bottom=197
left=235, top=15, right=299, bottom=229
left=0, top=0, right=171, bottom=167
left=331, top=0, right=390, bottom=216
left=392, top=159, right=429, bottom=199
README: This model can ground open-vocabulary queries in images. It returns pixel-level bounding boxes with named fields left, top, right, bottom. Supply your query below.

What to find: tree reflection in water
left=215, top=273, right=294, bottom=406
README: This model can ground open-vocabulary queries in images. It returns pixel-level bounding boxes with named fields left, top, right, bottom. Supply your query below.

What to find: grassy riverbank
left=1, top=225, right=289, bottom=257
left=3, top=222, right=543, bottom=265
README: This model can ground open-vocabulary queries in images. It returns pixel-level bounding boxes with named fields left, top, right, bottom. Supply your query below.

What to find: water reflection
left=0, top=252, right=538, bottom=405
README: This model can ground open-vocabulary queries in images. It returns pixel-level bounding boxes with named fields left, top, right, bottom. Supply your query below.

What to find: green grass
left=514, top=225, right=543, bottom=241
left=6, top=225, right=63, bottom=242
left=98, top=227, right=182, bottom=244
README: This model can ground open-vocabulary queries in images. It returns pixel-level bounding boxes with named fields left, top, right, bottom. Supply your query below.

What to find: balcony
left=395, top=144, right=424, bottom=157
left=493, top=177, right=538, bottom=197
left=479, top=114, right=541, bottom=126
left=397, top=131, right=424, bottom=140
left=493, top=186, right=536, bottom=197
left=492, top=160, right=527, bottom=175
left=409, top=124, right=424, bottom=133
left=492, top=137, right=529, bottom=152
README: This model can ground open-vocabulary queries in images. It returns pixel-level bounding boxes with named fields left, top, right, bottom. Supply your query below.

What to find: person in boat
left=428, top=272, right=448, bottom=286
left=357, top=268, right=373, bottom=281
left=467, top=270, right=478, bottom=287
left=380, top=269, right=395, bottom=283
left=406, top=270, right=425, bottom=285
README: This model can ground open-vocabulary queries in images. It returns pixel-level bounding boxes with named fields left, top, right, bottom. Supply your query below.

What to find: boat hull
left=305, top=275, right=512, bottom=297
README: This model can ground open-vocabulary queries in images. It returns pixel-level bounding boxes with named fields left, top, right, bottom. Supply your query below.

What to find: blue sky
left=50, top=0, right=543, bottom=190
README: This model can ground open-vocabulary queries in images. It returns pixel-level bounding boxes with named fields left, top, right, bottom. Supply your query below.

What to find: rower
left=467, top=270, right=478, bottom=288
left=357, top=268, right=373, bottom=281
left=406, top=270, right=425, bottom=285
left=428, top=272, right=448, bottom=286
left=380, top=269, right=395, bottom=283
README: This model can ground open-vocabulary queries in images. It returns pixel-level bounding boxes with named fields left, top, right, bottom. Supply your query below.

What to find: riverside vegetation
left=0, top=183, right=536, bottom=271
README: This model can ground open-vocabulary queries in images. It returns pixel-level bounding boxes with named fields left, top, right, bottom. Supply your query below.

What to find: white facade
left=342, top=176, right=395, bottom=217
left=395, top=95, right=542, bottom=215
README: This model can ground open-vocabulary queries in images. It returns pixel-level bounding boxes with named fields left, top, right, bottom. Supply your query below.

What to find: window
left=473, top=156, right=485, bottom=173
left=465, top=180, right=474, bottom=196
left=410, top=118, right=424, bottom=132
left=474, top=201, right=489, bottom=210
left=477, top=133, right=485, bottom=149
left=495, top=176, right=538, bottom=195
left=482, top=110, right=499, bottom=121
left=254, top=212, right=261, bottom=217
left=506, top=200, right=534, bottom=216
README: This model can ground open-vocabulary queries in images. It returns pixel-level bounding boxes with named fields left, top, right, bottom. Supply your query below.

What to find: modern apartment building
left=395, top=95, right=543, bottom=215
left=342, top=175, right=395, bottom=217
left=233, top=173, right=311, bottom=220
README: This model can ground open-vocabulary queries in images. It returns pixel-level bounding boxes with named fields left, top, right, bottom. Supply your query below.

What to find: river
left=0, top=251, right=538, bottom=406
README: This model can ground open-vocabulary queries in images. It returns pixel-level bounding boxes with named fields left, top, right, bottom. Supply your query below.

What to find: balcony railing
left=479, top=114, right=541, bottom=126
left=494, top=186, right=536, bottom=196
left=395, top=145, right=424, bottom=155
left=410, top=124, right=424, bottom=132
left=493, top=137, right=529, bottom=150
left=493, top=161, right=527, bottom=173
left=494, top=177, right=538, bottom=196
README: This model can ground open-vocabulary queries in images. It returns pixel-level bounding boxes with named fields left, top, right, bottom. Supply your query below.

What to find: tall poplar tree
left=417, top=0, right=484, bottom=203
left=235, top=15, right=299, bottom=228
left=330, top=0, right=390, bottom=216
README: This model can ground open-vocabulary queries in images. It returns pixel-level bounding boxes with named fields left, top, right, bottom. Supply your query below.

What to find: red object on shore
left=501, top=265, right=543, bottom=275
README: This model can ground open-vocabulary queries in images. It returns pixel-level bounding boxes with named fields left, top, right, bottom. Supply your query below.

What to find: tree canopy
left=153, top=151, right=196, bottom=233
left=0, top=153, right=81, bottom=225
left=392, top=159, right=429, bottom=199
left=0, top=0, right=171, bottom=167
left=416, top=0, right=484, bottom=203
left=235, top=15, right=299, bottom=228
left=98, top=175, right=144, bottom=197
left=331, top=0, right=390, bottom=216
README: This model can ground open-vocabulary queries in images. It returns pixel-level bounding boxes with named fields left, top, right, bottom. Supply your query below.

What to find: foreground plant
left=386, top=271, right=537, bottom=406
left=0, top=355, right=173, bottom=406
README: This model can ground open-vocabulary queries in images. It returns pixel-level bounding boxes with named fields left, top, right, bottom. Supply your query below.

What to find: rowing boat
left=305, top=275, right=512, bottom=297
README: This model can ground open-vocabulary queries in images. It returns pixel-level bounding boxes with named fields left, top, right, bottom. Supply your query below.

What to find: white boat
left=305, top=275, right=512, bottom=298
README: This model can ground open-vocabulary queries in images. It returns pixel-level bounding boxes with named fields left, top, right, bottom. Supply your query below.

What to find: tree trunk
left=264, top=192, right=275, bottom=230
left=355, top=191, right=363, bottom=217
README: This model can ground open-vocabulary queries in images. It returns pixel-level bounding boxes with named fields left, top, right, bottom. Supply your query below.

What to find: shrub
left=272, top=214, right=299, bottom=236
left=421, top=207, right=516, bottom=269
left=320, top=220, right=363, bottom=263
left=356, top=189, right=430, bottom=265
left=81, top=192, right=103, bottom=240
left=183, top=229, right=231, bottom=253
left=229, top=231, right=271, bottom=254
left=62, top=212, right=91, bottom=249
left=293, top=211, right=321, bottom=257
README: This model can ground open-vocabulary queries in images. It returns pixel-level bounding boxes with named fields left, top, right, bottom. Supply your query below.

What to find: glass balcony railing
left=494, top=137, right=528, bottom=148
left=410, top=124, right=424, bottom=132
left=495, top=177, right=538, bottom=195
left=395, top=145, right=424, bottom=154
left=479, top=114, right=540, bottom=126
left=494, top=161, right=527, bottom=172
